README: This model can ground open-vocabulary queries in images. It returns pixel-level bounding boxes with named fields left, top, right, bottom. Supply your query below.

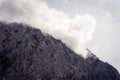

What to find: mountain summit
left=0, top=22, right=120, bottom=80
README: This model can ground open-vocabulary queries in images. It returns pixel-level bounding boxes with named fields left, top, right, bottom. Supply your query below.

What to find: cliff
left=0, top=22, right=120, bottom=80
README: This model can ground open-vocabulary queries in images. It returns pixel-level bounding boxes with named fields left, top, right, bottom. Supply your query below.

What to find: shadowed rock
left=0, top=22, right=120, bottom=80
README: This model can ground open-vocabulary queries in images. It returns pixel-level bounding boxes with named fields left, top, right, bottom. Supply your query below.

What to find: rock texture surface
left=0, top=22, right=120, bottom=80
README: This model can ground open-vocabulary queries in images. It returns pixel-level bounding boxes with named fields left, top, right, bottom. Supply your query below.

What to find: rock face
left=0, top=22, right=120, bottom=80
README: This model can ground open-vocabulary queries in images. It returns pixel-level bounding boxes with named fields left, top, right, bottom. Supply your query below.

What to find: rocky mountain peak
left=0, top=22, right=120, bottom=80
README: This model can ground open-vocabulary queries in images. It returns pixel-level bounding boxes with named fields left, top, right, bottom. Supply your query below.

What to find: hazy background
left=0, top=0, right=119, bottom=72
left=47, top=0, right=120, bottom=71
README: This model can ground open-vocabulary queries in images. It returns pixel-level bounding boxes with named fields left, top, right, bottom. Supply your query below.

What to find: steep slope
left=0, top=22, right=120, bottom=80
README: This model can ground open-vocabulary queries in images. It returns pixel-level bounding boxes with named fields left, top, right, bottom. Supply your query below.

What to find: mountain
left=0, top=22, right=120, bottom=80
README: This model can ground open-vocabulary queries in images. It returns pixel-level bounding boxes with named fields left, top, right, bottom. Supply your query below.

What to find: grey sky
left=47, top=0, right=120, bottom=71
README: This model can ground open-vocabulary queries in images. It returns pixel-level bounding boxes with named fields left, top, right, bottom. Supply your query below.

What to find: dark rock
left=0, top=22, right=120, bottom=80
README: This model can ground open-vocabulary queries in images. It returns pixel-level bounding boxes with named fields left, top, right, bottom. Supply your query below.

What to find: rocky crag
left=0, top=22, right=120, bottom=80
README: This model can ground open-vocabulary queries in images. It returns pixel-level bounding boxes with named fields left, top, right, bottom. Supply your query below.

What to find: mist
left=0, top=0, right=96, bottom=58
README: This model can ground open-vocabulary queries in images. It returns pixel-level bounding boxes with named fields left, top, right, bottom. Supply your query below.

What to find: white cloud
left=0, top=0, right=96, bottom=58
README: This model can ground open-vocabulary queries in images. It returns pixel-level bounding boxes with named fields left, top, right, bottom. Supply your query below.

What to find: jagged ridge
left=0, top=22, right=120, bottom=80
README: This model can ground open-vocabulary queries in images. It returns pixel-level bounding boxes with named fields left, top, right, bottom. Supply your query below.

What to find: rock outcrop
left=0, top=22, right=120, bottom=80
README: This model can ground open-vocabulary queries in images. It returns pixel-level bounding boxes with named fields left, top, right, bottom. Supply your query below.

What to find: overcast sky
left=0, top=0, right=119, bottom=72
left=46, top=0, right=120, bottom=71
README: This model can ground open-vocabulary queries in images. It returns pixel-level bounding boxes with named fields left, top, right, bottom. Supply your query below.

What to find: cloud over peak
left=0, top=0, right=96, bottom=58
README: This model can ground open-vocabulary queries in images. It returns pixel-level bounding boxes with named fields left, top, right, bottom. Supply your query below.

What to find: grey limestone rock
left=0, top=22, right=120, bottom=80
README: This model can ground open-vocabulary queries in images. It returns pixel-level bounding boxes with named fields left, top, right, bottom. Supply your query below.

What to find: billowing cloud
left=0, top=0, right=96, bottom=58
